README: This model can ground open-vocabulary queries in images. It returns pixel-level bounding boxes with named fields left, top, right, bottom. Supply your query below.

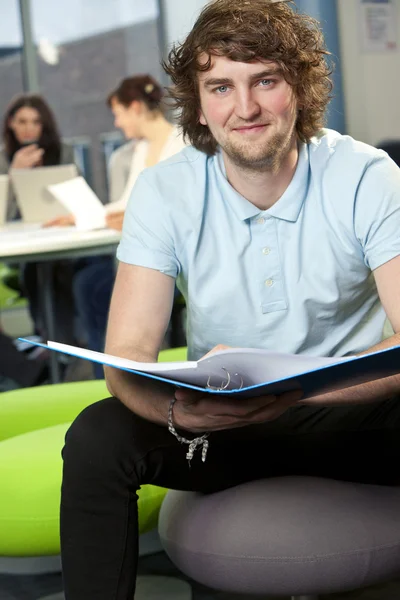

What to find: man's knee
left=62, top=396, right=169, bottom=477
left=62, top=397, right=136, bottom=477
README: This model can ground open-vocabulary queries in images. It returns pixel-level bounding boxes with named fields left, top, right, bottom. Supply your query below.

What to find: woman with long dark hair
left=0, top=93, right=77, bottom=347
left=0, top=93, right=75, bottom=219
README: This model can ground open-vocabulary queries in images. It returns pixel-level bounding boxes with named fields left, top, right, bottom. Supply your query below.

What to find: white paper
left=359, top=0, right=397, bottom=52
left=46, top=177, right=106, bottom=231
left=47, top=341, right=349, bottom=390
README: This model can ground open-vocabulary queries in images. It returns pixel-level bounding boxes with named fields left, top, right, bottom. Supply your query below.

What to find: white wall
left=337, top=0, right=400, bottom=145
left=160, top=0, right=400, bottom=145
left=158, top=0, right=208, bottom=53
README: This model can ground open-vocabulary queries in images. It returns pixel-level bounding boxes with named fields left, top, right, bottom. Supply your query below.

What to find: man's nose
left=234, top=90, right=261, bottom=121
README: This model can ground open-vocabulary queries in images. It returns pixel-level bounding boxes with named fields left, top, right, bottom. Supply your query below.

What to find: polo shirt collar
left=214, top=142, right=310, bottom=223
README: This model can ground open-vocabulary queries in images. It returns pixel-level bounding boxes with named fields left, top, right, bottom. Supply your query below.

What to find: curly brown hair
left=163, top=0, right=333, bottom=155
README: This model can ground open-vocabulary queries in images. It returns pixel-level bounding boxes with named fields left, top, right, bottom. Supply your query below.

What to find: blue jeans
left=73, top=257, right=115, bottom=378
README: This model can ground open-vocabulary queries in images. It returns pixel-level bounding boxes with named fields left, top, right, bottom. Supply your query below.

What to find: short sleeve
left=354, top=155, right=400, bottom=271
left=116, top=172, right=180, bottom=278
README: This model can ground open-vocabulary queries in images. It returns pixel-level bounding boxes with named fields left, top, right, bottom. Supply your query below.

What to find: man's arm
left=304, top=255, right=400, bottom=405
left=104, top=261, right=176, bottom=425
left=105, top=262, right=303, bottom=433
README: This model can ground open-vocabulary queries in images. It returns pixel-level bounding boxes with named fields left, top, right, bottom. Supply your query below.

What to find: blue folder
left=19, top=338, right=400, bottom=400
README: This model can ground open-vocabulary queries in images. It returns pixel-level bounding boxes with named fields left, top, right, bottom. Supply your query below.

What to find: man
left=60, top=1, right=400, bottom=598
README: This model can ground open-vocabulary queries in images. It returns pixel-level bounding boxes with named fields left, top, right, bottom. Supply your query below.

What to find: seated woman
left=0, top=94, right=78, bottom=346
left=73, top=75, right=187, bottom=377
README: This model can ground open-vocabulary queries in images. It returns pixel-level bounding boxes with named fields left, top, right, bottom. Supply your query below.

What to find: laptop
left=11, top=164, right=79, bottom=223
left=0, top=175, right=9, bottom=225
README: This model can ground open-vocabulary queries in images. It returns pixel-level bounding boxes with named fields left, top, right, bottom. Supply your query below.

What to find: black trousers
left=22, top=261, right=78, bottom=345
left=0, top=332, right=44, bottom=387
left=60, top=395, right=400, bottom=600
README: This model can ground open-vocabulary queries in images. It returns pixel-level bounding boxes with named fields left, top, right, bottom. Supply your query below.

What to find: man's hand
left=172, top=344, right=303, bottom=433
left=173, top=388, right=303, bottom=433
left=11, top=144, right=44, bottom=169
left=106, top=210, right=125, bottom=231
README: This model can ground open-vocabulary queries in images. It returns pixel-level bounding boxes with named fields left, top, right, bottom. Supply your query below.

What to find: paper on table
left=46, top=176, right=106, bottom=231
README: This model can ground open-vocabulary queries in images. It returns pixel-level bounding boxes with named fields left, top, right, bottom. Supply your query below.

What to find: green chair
left=0, top=379, right=109, bottom=442
left=0, top=346, right=187, bottom=442
left=0, top=347, right=191, bottom=598
left=0, top=423, right=167, bottom=556
left=0, top=263, right=27, bottom=310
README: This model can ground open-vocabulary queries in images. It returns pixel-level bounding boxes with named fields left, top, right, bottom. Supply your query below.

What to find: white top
left=118, top=129, right=400, bottom=361
left=108, top=140, right=137, bottom=204
left=106, top=125, right=186, bottom=214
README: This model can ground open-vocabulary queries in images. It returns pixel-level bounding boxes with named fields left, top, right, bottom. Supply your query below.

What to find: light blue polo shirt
left=117, top=129, right=400, bottom=361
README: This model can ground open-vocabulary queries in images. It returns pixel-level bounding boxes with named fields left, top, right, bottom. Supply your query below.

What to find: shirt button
left=256, top=217, right=265, bottom=225
left=265, top=279, right=274, bottom=287
left=262, top=247, right=270, bottom=255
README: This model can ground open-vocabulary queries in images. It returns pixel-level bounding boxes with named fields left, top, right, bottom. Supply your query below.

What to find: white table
left=0, top=223, right=121, bottom=383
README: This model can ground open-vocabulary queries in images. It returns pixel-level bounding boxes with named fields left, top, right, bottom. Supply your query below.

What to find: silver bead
left=202, top=439, right=209, bottom=462
left=168, top=397, right=210, bottom=464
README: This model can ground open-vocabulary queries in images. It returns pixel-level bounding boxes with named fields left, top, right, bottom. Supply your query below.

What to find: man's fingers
left=245, top=389, right=303, bottom=417
left=208, top=395, right=277, bottom=417
left=201, top=344, right=231, bottom=359
left=174, top=387, right=203, bottom=404
left=280, top=389, right=303, bottom=403
left=176, top=393, right=276, bottom=419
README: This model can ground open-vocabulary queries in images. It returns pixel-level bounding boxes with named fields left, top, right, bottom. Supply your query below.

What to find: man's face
left=197, top=55, right=299, bottom=170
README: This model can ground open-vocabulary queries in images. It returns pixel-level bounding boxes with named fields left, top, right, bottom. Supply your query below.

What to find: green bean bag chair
left=0, top=379, right=109, bottom=442
left=0, top=423, right=169, bottom=556
left=0, top=346, right=187, bottom=441
left=0, top=347, right=187, bottom=556
left=0, top=263, right=27, bottom=310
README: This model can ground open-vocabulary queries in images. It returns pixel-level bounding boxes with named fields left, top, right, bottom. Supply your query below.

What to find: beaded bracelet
left=168, top=397, right=209, bottom=463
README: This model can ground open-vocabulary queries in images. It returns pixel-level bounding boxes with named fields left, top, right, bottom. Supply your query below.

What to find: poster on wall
left=359, top=0, right=397, bottom=52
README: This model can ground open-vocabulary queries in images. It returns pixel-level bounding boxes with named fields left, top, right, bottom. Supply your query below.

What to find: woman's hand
left=172, top=344, right=303, bottom=433
left=106, top=210, right=125, bottom=231
left=43, top=214, right=76, bottom=228
left=10, top=144, right=44, bottom=169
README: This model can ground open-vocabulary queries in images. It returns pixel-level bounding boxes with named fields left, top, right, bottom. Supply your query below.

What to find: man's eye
left=215, top=85, right=228, bottom=94
left=259, top=79, right=273, bottom=86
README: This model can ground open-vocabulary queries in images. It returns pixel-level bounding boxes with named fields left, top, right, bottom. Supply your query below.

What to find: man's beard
left=220, top=123, right=296, bottom=173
